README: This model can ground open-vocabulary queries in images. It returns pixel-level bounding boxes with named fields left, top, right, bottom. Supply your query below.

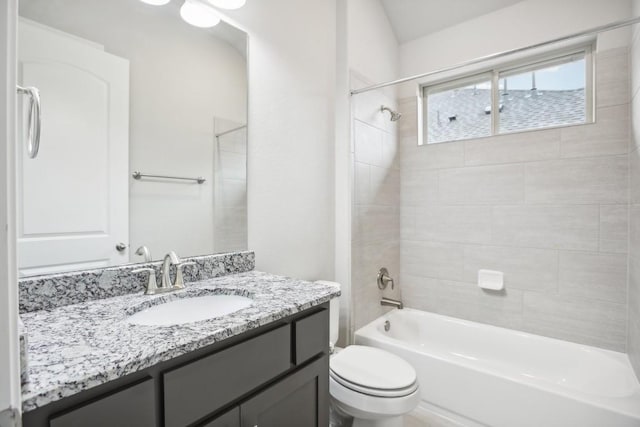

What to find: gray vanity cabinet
left=22, top=304, right=330, bottom=427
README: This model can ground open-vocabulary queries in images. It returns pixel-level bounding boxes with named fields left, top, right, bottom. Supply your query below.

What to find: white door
left=17, top=20, right=129, bottom=277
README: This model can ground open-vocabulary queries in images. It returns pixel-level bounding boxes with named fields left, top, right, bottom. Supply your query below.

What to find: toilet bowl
left=316, top=281, right=420, bottom=427
left=330, top=345, right=420, bottom=427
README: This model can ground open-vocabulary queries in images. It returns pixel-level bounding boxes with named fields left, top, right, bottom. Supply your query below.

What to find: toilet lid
left=329, top=345, right=417, bottom=391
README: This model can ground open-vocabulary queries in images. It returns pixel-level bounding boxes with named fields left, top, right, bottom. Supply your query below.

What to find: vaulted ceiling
left=380, top=0, right=525, bottom=43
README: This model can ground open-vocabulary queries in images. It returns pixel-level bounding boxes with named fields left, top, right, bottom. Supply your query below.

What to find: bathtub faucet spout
left=381, top=297, right=403, bottom=310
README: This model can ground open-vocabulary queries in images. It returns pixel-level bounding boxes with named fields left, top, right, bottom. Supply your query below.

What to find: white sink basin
left=126, top=295, right=253, bottom=326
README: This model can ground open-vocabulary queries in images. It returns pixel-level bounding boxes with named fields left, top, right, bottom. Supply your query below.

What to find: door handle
left=17, top=85, right=42, bottom=159
left=115, top=242, right=129, bottom=252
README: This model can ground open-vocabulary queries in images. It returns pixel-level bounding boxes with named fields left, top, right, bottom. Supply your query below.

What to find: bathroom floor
left=330, top=405, right=467, bottom=427
left=404, top=406, right=466, bottom=427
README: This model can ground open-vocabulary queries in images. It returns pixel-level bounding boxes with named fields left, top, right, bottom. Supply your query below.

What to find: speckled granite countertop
left=20, top=271, right=340, bottom=412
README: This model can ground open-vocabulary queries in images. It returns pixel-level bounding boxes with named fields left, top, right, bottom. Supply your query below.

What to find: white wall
left=334, top=0, right=352, bottom=346
left=0, top=0, right=20, bottom=419
left=348, top=0, right=399, bottom=84
left=400, top=0, right=633, bottom=97
left=20, top=0, right=247, bottom=262
left=222, top=0, right=337, bottom=280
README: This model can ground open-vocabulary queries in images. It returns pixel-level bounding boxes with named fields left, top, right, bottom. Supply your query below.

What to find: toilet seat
left=329, top=345, right=418, bottom=398
left=330, top=369, right=418, bottom=397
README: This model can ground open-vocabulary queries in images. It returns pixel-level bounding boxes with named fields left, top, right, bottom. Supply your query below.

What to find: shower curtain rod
left=351, top=16, right=640, bottom=96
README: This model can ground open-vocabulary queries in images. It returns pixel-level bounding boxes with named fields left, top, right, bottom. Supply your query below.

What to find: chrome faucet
left=161, top=251, right=180, bottom=289
left=381, top=297, right=403, bottom=310
left=133, top=251, right=196, bottom=295
left=135, top=245, right=153, bottom=262
left=160, top=251, right=196, bottom=291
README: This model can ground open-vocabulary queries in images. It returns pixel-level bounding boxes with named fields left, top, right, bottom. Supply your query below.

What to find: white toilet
left=323, top=281, right=421, bottom=427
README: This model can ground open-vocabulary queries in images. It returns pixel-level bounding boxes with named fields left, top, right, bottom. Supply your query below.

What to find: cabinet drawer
left=201, top=407, right=239, bottom=427
left=294, top=309, right=328, bottom=365
left=164, top=325, right=291, bottom=427
left=49, top=378, right=155, bottom=427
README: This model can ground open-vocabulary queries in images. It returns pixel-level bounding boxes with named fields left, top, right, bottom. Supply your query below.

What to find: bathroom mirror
left=16, top=0, right=248, bottom=276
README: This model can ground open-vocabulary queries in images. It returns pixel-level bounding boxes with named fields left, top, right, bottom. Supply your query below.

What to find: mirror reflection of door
left=17, top=0, right=248, bottom=277
left=17, top=20, right=129, bottom=277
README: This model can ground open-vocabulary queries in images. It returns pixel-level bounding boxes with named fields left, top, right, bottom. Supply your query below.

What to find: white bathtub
left=355, top=308, right=640, bottom=427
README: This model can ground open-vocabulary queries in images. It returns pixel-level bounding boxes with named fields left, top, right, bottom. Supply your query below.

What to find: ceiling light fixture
left=180, top=0, right=221, bottom=28
left=206, top=0, right=246, bottom=10
left=139, top=0, right=171, bottom=5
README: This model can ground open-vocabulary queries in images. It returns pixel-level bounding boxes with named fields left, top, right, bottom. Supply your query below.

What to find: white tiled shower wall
left=399, top=47, right=631, bottom=352
left=347, top=0, right=401, bottom=334
left=351, top=74, right=402, bottom=330
left=628, top=0, right=640, bottom=378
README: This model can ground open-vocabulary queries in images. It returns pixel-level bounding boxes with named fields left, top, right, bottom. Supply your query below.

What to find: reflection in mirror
left=17, top=0, right=248, bottom=276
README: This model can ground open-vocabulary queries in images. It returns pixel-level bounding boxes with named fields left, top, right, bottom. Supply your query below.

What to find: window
left=426, top=74, right=493, bottom=144
left=422, top=48, right=592, bottom=145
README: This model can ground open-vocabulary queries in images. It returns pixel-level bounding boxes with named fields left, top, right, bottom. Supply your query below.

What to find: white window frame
left=418, top=44, right=594, bottom=146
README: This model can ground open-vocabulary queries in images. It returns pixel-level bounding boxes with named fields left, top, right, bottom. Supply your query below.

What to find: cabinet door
left=201, top=407, right=240, bottom=427
left=240, top=356, right=328, bottom=427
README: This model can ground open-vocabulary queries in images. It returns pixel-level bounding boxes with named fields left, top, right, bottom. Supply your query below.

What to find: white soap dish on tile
left=478, top=269, right=504, bottom=291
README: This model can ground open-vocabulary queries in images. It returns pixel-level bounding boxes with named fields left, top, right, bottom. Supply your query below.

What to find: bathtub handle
left=377, top=267, right=394, bottom=290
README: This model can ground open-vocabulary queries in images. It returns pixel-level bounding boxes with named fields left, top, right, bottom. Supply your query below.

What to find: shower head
left=380, top=105, right=402, bottom=121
